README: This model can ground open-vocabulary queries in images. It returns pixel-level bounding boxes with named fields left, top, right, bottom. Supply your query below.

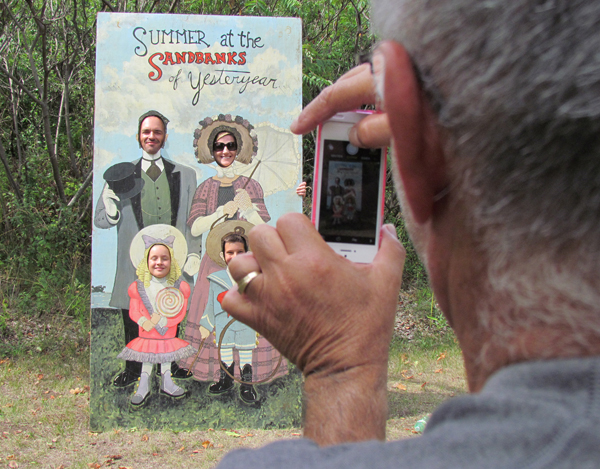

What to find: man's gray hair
left=373, top=0, right=600, bottom=352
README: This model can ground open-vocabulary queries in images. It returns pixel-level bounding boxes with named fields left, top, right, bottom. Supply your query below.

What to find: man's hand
left=220, top=50, right=404, bottom=446
left=222, top=213, right=404, bottom=445
left=223, top=213, right=404, bottom=376
left=101, top=185, right=121, bottom=221
left=290, top=60, right=392, bottom=149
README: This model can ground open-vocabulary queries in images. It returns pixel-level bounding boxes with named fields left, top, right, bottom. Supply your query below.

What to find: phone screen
left=317, top=139, right=383, bottom=245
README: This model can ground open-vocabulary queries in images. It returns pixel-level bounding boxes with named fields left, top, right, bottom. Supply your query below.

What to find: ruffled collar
left=212, top=161, right=239, bottom=179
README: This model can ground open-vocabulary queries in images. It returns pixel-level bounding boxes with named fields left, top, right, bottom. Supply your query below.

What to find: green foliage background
left=0, top=0, right=427, bottom=357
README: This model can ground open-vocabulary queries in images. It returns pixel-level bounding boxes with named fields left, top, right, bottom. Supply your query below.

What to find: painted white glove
left=102, top=185, right=120, bottom=222
left=183, top=254, right=201, bottom=276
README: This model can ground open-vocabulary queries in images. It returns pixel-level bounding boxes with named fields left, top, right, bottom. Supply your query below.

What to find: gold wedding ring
left=237, top=271, right=260, bottom=295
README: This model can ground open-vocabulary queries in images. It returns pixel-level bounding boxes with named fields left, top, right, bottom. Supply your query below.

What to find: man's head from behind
left=371, top=0, right=600, bottom=378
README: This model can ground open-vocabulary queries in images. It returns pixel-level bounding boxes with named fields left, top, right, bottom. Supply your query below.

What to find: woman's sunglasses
left=213, top=142, right=237, bottom=152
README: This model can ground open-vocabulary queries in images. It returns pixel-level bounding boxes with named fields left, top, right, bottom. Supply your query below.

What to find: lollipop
left=155, top=287, right=185, bottom=318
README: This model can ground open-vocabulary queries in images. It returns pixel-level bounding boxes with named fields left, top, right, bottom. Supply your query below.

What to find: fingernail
left=349, top=126, right=365, bottom=148
left=348, top=127, right=359, bottom=146
left=383, top=224, right=398, bottom=239
left=372, top=48, right=385, bottom=111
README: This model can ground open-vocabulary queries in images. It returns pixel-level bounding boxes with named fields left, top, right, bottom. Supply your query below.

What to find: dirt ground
left=0, top=291, right=466, bottom=468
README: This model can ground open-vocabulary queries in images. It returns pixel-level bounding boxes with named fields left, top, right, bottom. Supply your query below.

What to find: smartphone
left=312, top=111, right=387, bottom=263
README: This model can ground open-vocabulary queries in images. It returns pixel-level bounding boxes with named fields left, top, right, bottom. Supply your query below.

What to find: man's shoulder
left=162, top=157, right=195, bottom=173
left=216, top=358, right=600, bottom=469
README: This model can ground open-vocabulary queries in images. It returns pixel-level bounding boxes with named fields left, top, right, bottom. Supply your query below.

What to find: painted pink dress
left=117, top=279, right=195, bottom=364
left=332, top=200, right=344, bottom=223
left=180, top=176, right=288, bottom=381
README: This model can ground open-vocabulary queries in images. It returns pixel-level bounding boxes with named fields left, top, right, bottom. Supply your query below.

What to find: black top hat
left=103, top=162, right=145, bottom=199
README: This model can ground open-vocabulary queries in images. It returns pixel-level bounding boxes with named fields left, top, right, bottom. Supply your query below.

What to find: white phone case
left=312, top=111, right=387, bottom=263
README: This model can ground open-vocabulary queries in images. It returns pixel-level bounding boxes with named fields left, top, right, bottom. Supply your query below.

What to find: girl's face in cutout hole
left=148, top=244, right=171, bottom=279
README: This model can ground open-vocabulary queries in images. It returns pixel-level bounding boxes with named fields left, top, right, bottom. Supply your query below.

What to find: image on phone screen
left=317, top=139, right=382, bottom=245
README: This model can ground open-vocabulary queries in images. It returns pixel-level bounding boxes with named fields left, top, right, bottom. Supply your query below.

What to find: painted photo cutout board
left=91, top=12, right=302, bottom=431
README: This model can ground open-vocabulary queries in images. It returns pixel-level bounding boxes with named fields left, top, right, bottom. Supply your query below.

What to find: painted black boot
left=209, top=361, right=235, bottom=394
left=239, top=364, right=258, bottom=404
left=154, top=361, right=191, bottom=379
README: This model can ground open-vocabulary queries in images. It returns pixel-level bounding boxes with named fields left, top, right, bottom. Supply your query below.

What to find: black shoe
left=209, top=361, right=235, bottom=394
left=171, top=362, right=192, bottom=379
left=113, top=368, right=140, bottom=387
left=154, top=362, right=192, bottom=379
left=239, top=364, right=258, bottom=403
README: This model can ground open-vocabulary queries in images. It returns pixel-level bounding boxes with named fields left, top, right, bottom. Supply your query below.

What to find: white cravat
left=141, top=150, right=164, bottom=173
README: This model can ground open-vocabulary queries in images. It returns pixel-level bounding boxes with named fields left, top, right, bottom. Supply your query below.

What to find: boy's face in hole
left=148, top=244, right=171, bottom=278
left=222, top=241, right=246, bottom=266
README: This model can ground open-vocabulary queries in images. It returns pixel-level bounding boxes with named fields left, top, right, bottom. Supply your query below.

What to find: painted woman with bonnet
left=180, top=114, right=277, bottom=382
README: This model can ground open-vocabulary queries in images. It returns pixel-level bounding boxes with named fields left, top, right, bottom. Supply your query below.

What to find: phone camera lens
left=346, top=143, right=359, bottom=155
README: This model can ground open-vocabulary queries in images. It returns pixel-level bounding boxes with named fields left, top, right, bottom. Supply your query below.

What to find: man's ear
left=377, top=41, right=447, bottom=224
left=162, top=133, right=168, bottom=148
left=219, top=251, right=225, bottom=262
left=136, top=134, right=142, bottom=148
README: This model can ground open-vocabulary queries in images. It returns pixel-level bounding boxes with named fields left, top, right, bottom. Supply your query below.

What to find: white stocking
left=161, top=362, right=184, bottom=396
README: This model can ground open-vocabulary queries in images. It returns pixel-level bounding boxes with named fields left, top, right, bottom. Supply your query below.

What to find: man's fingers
left=372, top=224, right=405, bottom=290
left=247, top=223, right=289, bottom=266
left=227, top=252, right=261, bottom=280
left=275, top=213, right=329, bottom=255
left=221, top=290, right=258, bottom=329
left=222, top=253, right=264, bottom=327
left=291, top=64, right=376, bottom=135
left=349, top=113, right=392, bottom=149
left=336, top=62, right=371, bottom=82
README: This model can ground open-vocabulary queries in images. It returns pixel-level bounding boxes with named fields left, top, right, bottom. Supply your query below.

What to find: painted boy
left=199, top=232, right=258, bottom=403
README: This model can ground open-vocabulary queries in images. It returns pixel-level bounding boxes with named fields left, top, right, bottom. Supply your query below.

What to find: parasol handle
left=210, top=214, right=228, bottom=231
left=242, top=160, right=261, bottom=189
left=186, top=336, right=207, bottom=377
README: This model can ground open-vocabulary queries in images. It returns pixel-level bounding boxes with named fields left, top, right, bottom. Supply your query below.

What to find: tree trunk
left=4, top=58, right=25, bottom=175
left=24, top=0, right=67, bottom=204
left=63, top=72, right=81, bottom=179
left=0, top=137, right=23, bottom=203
